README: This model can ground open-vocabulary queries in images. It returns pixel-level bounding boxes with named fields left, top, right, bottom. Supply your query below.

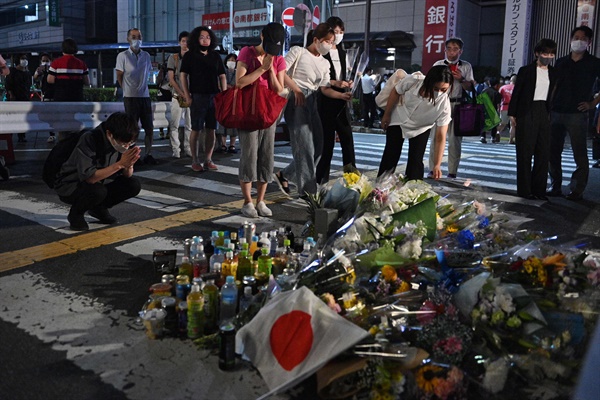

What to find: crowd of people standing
left=1, top=20, right=599, bottom=228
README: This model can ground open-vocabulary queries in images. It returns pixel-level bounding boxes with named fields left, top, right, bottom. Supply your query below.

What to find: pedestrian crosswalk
left=0, top=133, right=592, bottom=236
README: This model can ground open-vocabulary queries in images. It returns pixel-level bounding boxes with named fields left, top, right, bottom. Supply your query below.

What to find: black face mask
left=199, top=45, right=209, bottom=51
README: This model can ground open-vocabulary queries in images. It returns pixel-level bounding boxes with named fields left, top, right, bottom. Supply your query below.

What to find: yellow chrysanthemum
left=395, top=280, right=411, bottom=294
left=343, top=172, right=361, bottom=186
left=446, top=226, right=459, bottom=233
left=381, top=265, right=398, bottom=282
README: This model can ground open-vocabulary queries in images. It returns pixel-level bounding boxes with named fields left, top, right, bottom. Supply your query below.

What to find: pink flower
left=417, top=300, right=438, bottom=325
left=588, top=268, right=600, bottom=286
left=434, top=336, right=463, bottom=355
left=433, top=378, right=455, bottom=400
left=447, top=366, right=464, bottom=384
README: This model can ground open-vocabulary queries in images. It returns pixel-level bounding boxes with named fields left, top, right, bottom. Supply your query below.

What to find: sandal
left=219, top=145, right=227, bottom=153
left=227, top=145, right=237, bottom=154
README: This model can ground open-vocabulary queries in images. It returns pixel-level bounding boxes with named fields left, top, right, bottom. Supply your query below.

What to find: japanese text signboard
left=233, top=7, right=269, bottom=29
left=421, top=0, right=457, bottom=72
left=48, top=0, right=60, bottom=27
left=501, top=0, right=532, bottom=77
left=202, top=12, right=230, bottom=31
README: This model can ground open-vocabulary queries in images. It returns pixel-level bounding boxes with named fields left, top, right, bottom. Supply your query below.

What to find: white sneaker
left=241, top=202, right=258, bottom=218
left=256, top=201, right=272, bottom=217
left=172, top=150, right=181, bottom=159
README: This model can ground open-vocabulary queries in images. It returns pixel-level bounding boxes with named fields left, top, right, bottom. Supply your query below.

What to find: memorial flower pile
left=232, top=171, right=600, bottom=399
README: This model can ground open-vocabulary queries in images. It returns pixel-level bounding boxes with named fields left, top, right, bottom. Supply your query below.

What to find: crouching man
left=54, top=112, right=142, bottom=231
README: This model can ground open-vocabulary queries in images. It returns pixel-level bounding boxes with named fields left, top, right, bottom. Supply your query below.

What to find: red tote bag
left=215, top=83, right=287, bottom=131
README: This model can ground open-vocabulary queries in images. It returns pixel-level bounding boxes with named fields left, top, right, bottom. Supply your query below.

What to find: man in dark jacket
left=54, top=112, right=142, bottom=231
left=549, top=26, right=600, bottom=200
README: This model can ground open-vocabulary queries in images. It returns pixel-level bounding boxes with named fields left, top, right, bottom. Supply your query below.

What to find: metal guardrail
left=0, top=101, right=171, bottom=134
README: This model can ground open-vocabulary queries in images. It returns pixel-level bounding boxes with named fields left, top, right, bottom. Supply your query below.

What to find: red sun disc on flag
left=270, top=310, right=314, bottom=371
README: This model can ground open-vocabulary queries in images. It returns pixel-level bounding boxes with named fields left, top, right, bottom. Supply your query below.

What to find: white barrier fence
left=0, top=101, right=171, bottom=134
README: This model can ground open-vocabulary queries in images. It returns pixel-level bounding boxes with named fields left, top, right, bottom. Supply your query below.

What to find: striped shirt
left=49, top=54, right=89, bottom=101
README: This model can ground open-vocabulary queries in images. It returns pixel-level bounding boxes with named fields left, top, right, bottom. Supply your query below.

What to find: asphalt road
left=0, top=129, right=599, bottom=399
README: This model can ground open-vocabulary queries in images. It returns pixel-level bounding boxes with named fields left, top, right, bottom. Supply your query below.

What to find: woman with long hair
left=235, top=23, right=287, bottom=218
left=274, top=23, right=352, bottom=197
left=377, top=65, right=453, bottom=180
left=315, top=16, right=356, bottom=184
left=180, top=26, right=227, bottom=172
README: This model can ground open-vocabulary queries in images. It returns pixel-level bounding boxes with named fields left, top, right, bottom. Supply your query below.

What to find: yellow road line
left=0, top=197, right=286, bottom=273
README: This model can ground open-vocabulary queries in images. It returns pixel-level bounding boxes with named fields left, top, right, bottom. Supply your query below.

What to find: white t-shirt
left=328, top=49, right=342, bottom=80
left=284, top=46, right=330, bottom=91
left=115, top=48, right=152, bottom=98
left=534, top=67, right=550, bottom=101
left=389, top=74, right=452, bottom=138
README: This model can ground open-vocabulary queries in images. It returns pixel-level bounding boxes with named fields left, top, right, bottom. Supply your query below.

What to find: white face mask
left=334, top=33, right=344, bottom=45
left=316, top=41, right=332, bottom=56
left=20, top=59, right=28, bottom=68
left=226, top=61, right=236, bottom=70
left=108, top=135, right=131, bottom=154
left=41, top=61, right=50, bottom=66
left=571, top=39, right=588, bottom=53
left=434, top=91, right=444, bottom=99
left=131, top=39, right=142, bottom=50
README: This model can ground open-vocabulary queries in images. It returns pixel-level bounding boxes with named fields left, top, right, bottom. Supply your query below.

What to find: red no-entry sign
left=282, top=7, right=295, bottom=27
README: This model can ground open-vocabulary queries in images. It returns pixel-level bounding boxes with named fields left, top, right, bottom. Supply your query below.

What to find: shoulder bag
left=214, top=51, right=287, bottom=131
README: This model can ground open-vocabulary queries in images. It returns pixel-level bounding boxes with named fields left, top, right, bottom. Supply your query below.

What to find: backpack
left=43, top=128, right=104, bottom=189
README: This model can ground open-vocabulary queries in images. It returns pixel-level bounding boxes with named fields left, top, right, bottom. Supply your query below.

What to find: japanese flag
left=236, top=286, right=370, bottom=398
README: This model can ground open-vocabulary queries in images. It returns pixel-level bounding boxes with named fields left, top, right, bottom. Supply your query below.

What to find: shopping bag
left=214, top=83, right=288, bottom=131
left=453, top=103, right=485, bottom=136
left=476, top=92, right=501, bottom=131
left=454, top=84, right=485, bottom=137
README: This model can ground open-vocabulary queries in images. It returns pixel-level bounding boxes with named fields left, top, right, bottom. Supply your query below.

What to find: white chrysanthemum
left=396, top=238, right=422, bottom=259
left=493, top=287, right=515, bottom=314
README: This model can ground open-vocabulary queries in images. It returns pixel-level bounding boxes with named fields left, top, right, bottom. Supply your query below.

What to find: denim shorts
left=190, top=93, right=217, bottom=131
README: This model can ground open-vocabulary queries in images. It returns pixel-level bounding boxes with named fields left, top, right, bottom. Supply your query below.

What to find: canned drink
left=161, top=297, right=178, bottom=335
left=219, top=322, right=236, bottom=371
left=161, top=274, right=176, bottom=296
left=176, top=275, right=191, bottom=301
left=243, top=222, right=256, bottom=244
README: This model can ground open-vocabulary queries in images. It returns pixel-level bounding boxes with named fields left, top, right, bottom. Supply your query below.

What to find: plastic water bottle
left=269, top=230, right=279, bottom=257
left=209, top=247, right=224, bottom=272
left=219, top=276, right=238, bottom=324
left=192, top=245, right=209, bottom=278
left=239, top=286, right=253, bottom=313
left=298, top=242, right=312, bottom=267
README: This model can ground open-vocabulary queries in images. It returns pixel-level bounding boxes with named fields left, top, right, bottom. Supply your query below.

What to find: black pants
left=515, top=101, right=550, bottom=197
left=362, top=93, right=378, bottom=127
left=377, top=125, right=429, bottom=180
left=316, top=106, right=355, bottom=184
left=60, top=176, right=142, bottom=215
